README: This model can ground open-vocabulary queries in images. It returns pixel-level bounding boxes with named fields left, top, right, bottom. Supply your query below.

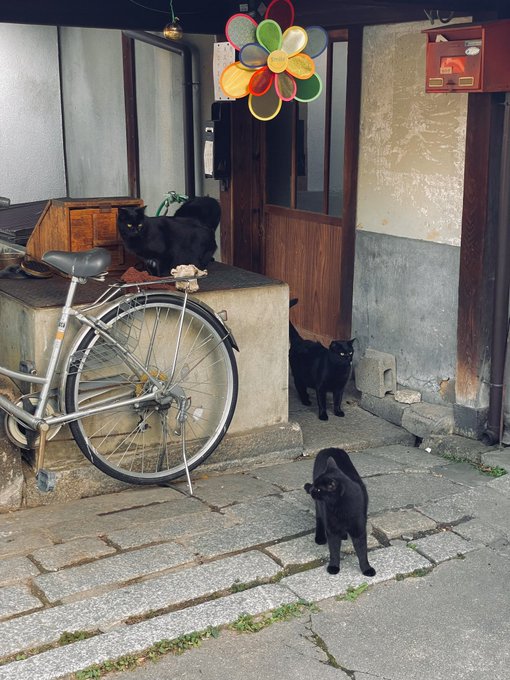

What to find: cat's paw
left=301, top=397, right=312, bottom=406
left=315, top=534, right=327, bottom=545
left=304, top=483, right=313, bottom=494
left=334, top=409, right=345, bottom=417
left=319, top=412, right=329, bottom=421
left=327, top=565, right=340, bottom=575
left=363, top=566, right=376, bottom=577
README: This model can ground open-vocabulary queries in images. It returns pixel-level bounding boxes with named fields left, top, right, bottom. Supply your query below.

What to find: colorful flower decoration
left=219, top=0, right=328, bottom=121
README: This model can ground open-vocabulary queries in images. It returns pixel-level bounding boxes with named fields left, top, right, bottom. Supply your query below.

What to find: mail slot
left=424, top=19, right=510, bottom=93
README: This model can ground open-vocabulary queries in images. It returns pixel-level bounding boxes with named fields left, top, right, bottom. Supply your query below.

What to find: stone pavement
left=0, top=390, right=509, bottom=679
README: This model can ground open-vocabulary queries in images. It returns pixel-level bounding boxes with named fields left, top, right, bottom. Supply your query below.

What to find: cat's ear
left=137, top=206, right=147, bottom=215
left=326, top=456, right=340, bottom=473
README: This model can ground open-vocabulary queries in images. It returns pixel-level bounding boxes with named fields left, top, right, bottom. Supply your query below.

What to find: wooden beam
left=456, top=93, right=503, bottom=406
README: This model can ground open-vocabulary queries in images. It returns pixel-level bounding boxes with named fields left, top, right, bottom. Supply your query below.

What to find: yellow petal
left=248, top=88, right=282, bottom=121
left=220, top=62, right=253, bottom=98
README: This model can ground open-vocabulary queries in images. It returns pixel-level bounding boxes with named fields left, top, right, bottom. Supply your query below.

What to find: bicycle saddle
left=42, top=248, right=112, bottom=278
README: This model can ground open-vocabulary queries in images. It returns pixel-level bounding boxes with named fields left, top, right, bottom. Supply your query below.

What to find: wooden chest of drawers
left=25, top=197, right=143, bottom=273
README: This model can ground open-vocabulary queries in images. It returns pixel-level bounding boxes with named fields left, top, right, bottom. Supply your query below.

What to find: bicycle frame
left=0, top=278, right=167, bottom=428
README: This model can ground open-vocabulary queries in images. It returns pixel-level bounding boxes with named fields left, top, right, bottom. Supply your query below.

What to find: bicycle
left=0, top=247, right=238, bottom=495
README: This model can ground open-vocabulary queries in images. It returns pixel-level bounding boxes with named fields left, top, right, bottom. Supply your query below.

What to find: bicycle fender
left=143, top=291, right=239, bottom=352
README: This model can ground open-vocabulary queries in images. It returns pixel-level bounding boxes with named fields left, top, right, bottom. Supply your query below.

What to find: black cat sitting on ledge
left=117, top=196, right=220, bottom=276
left=289, top=299, right=354, bottom=421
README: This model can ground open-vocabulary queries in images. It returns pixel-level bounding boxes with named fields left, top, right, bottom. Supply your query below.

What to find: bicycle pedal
left=36, top=469, right=57, bottom=493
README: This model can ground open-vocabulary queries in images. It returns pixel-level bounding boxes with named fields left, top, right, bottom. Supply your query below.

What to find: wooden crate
left=25, top=197, right=143, bottom=273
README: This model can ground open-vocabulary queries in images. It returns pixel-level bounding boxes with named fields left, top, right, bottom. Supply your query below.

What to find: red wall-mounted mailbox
left=424, top=19, right=510, bottom=93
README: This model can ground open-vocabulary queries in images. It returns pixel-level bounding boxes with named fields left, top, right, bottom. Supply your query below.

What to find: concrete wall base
left=21, top=421, right=303, bottom=508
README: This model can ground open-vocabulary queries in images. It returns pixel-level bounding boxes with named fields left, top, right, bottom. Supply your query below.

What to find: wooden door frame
left=220, top=26, right=363, bottom=335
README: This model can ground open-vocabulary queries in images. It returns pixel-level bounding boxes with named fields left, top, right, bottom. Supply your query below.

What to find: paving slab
left=452, top=518, right=507, bottom=545
left=410, top=531, right=480, bottom=563
left=106, top=510, right=237, bottom=550
left=431, top=462, right=492, bottom=487
left=265, top=530, right=380, bottom=568
left=224, top=494, right=309, bottom=524
left=34, top=543, right=195, bottom=603
left=31, top=537, right=117, bottom=571
left=312, top=548, right=510, bottom=680
left=364, top=444, right=447, bottom=470
left=189, top=473, right=280, bottom=508
left=365, top=472, right=464, bottom=513
left=419, top=485, right=510, bottom=537
left=45, top=495, right=204, bottom=543
left=0, top=527, right=54, bottom=558
left=249, top=459, right=314, bottom=491
left=188, top=512, right=315, bottom=559
left=345, top=451, right=406, bottom=477
left=370, top=509, right=437, bottom=539
left=0, top=584, right=43, bottom=619
left=281, top=545, right=431, bottom=602
left=0, top=555, right=39, bottom=585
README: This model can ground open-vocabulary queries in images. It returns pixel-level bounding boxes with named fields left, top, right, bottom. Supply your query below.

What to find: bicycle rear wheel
left=65, top=293, right=238, bottom=484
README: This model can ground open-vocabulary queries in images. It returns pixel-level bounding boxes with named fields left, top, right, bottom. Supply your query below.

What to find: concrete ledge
left=0, top=377, right=24, bottom=511
left=453, top=403, right=489, bottom=440
left=401, top=402, right=454, bottom=439
left=360, top=393, right=407, bottom=427
left=419, top=434, right=498, bottom=464
left=22, top=422, right=304, bottom=508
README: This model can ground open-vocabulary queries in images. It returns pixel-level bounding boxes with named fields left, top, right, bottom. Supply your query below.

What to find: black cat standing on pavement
left=117, top=196, right=220, bottom=276
left=289, top=299, right=354, bottom=421
left=305, top=447, right=376, bottom=577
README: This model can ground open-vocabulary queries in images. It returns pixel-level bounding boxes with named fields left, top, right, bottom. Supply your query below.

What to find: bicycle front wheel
left=65, top=293, right=238, bottom=484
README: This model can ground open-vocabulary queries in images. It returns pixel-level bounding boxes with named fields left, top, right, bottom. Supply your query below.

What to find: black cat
left=304, top=447, right=376, bottom=577
left=117, top=196, right=220, bottom=276
left=289, top=299, right=354, bottom=421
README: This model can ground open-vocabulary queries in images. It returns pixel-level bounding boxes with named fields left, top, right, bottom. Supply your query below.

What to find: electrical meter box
left=423, top=19, right=510, bottom=93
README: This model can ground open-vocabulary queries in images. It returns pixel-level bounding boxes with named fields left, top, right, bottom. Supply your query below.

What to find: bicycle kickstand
left=35, top=423, right=56, bottom=493
left=178, top=405, right=193, bottom=496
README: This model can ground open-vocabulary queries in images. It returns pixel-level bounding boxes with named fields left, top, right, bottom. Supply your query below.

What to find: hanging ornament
left=163, top=0, right=183, bottom=40
left=219, top=0, right=327, bottom=121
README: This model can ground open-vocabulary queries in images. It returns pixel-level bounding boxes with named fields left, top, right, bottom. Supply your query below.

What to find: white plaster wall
left=357, top=20, right=469, bottom=246
left=59, top=28, right=129, bottom=198
left=0, top=24, right=66, bottom=203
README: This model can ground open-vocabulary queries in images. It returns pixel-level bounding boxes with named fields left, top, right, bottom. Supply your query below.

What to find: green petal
left=256, top=19, right=282, bottom=52
left=294, top=73, right=323, bottom=102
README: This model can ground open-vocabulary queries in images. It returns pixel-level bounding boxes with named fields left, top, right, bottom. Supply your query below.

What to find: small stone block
left=355, top=349, right=396, bottom=398
left=395, top=389, right=421, bottom=404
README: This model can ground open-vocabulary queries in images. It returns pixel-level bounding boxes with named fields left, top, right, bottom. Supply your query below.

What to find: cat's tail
left=174, top=196, right=221, bottom=230
left=289, top=298, right=302, bottom=345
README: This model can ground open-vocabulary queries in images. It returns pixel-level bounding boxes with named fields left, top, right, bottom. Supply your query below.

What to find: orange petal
left=286, top=53, right=315, bottom=79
